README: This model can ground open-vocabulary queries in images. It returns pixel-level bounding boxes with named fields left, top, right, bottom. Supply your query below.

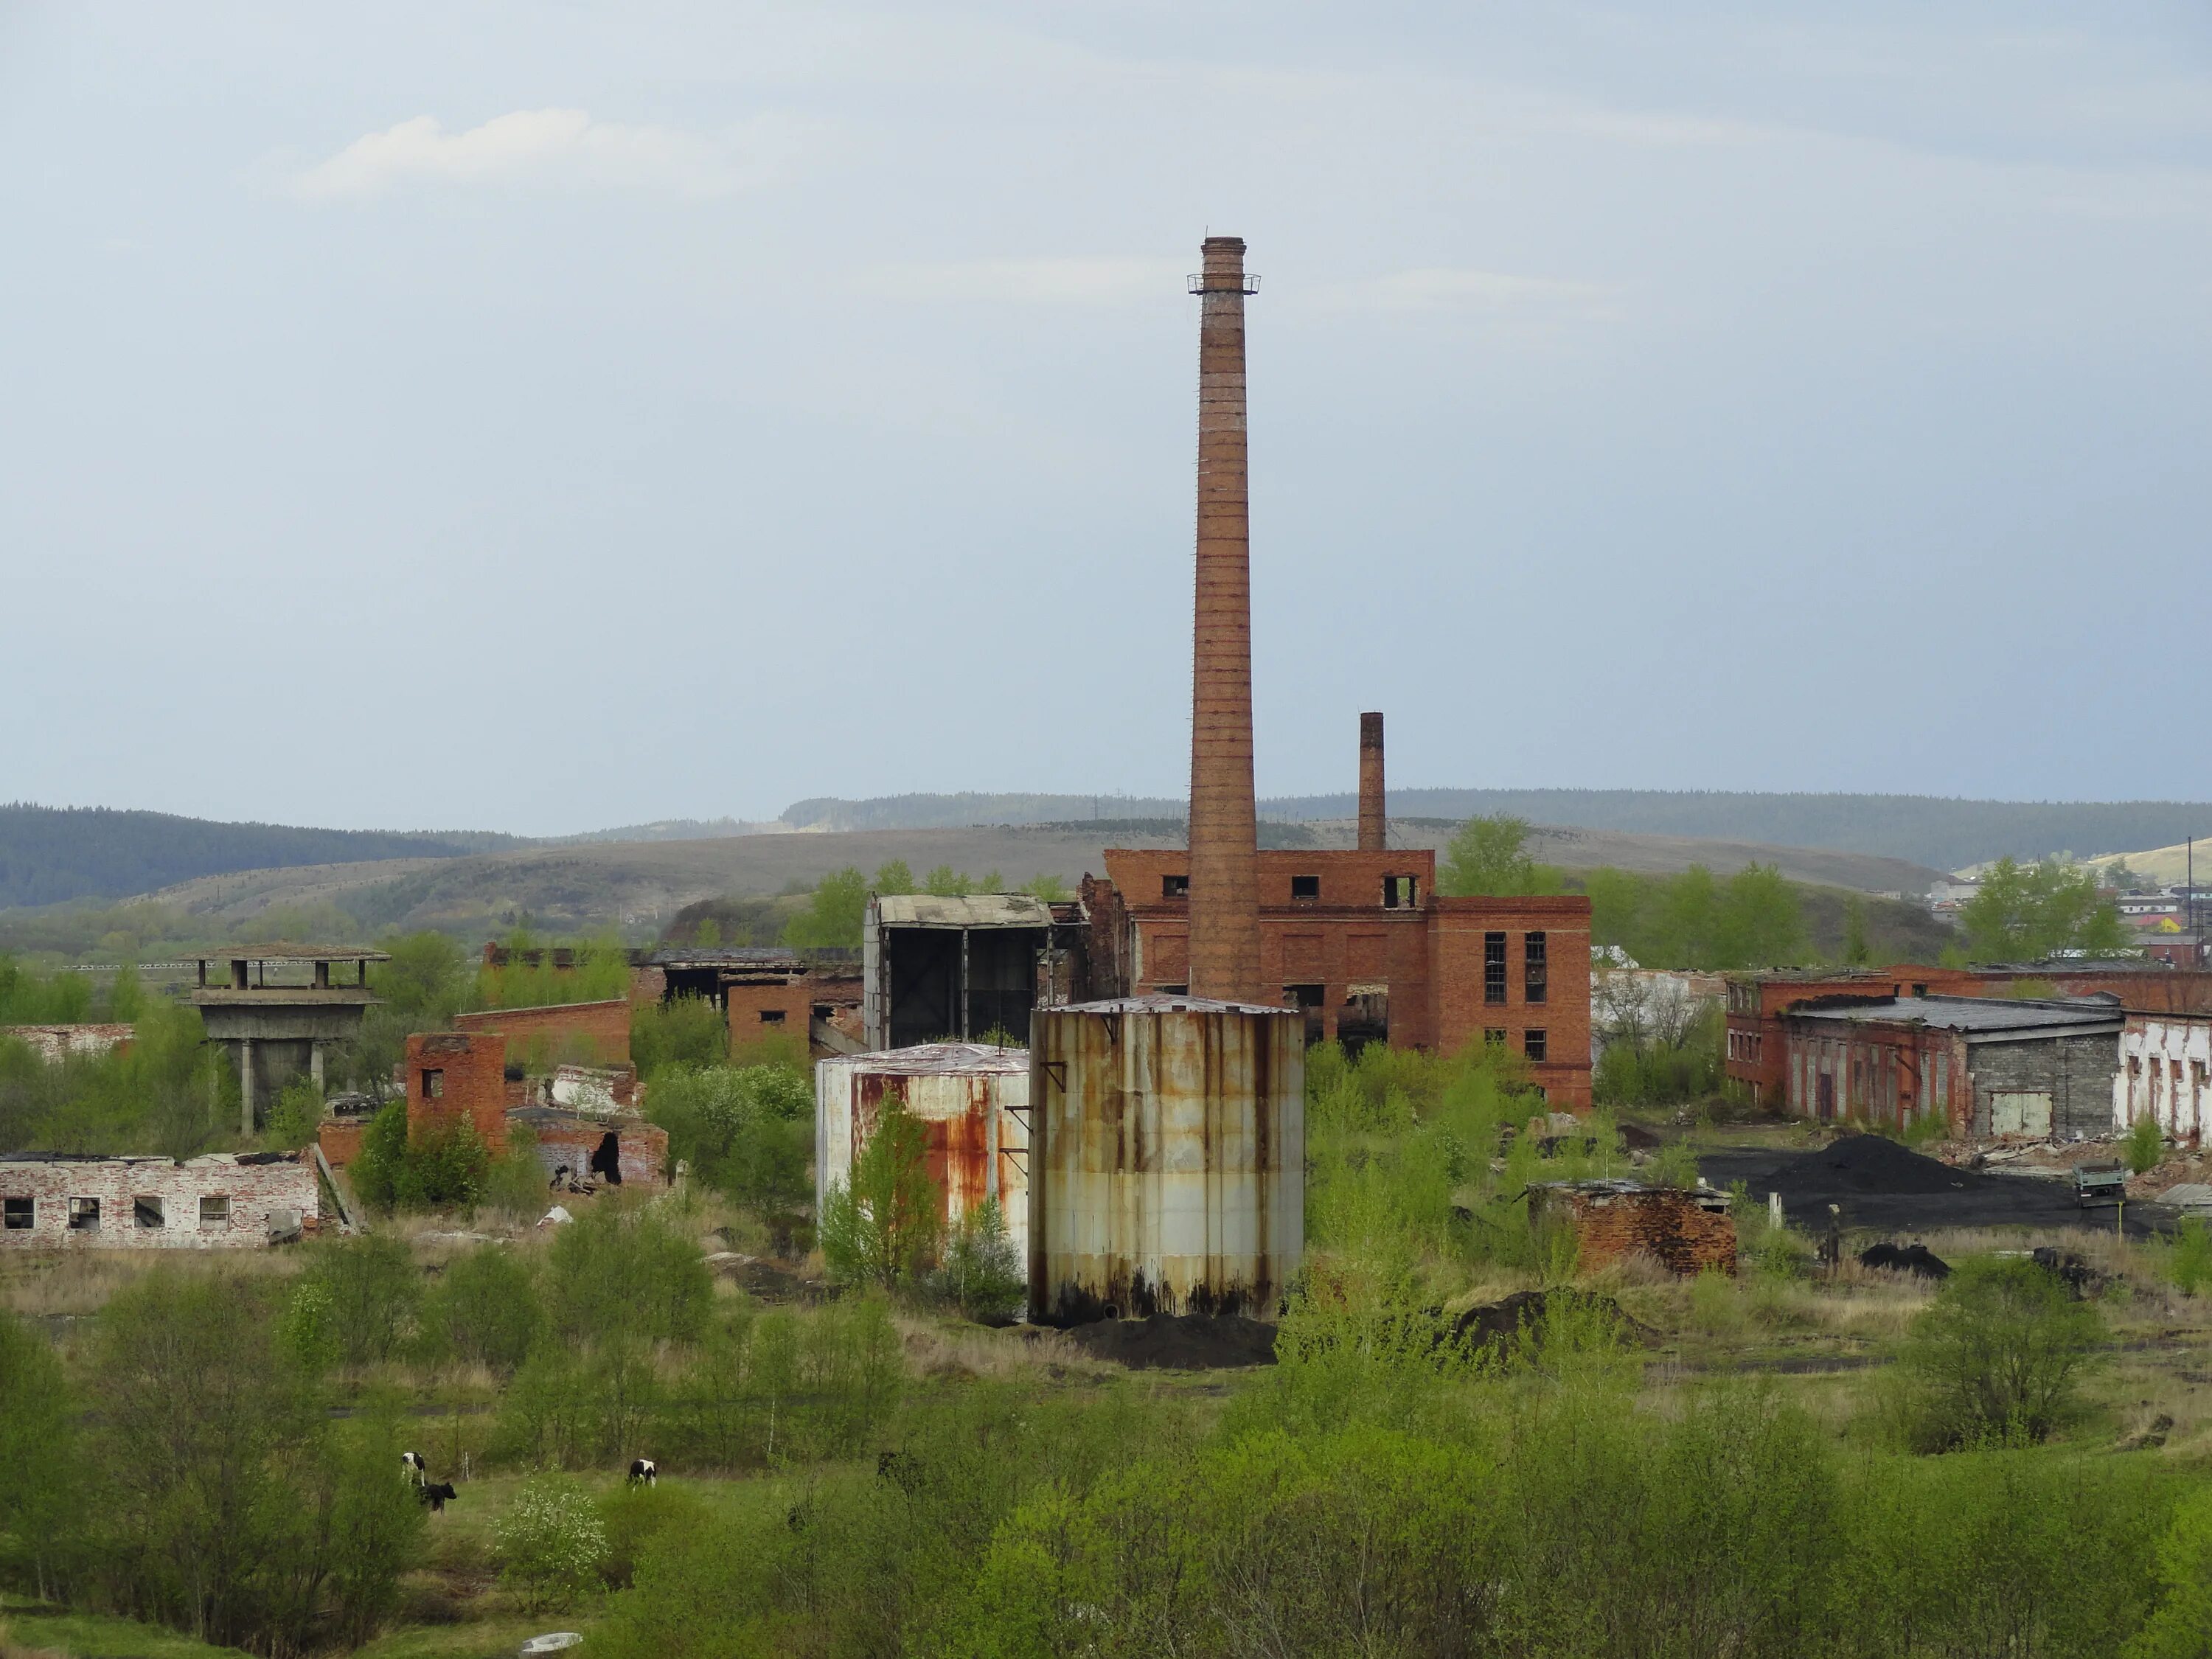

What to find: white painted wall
left=2115, top=1018, right=2212, bottom=1141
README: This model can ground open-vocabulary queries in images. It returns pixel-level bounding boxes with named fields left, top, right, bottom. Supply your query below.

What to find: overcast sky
left=3, top=3, right=2208, bottom=835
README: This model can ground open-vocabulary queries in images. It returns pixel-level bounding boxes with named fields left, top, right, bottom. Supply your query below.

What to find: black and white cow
left=419, top=1481, right=458, bottom=1514
left=400, top=1451, right=426, bottom=1485
left=628, top=1458, right=657, bottom=1488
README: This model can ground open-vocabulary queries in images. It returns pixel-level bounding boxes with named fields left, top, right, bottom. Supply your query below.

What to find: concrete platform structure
left=192, top=946, right=386, bottom=1135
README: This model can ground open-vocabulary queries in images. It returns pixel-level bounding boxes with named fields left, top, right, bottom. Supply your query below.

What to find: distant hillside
left=0, top=804, right=517, bottom=909
left=782, top=790, right=2212, bottom=874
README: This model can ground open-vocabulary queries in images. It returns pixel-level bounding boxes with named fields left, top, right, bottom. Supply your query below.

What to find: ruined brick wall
left=1782, top=1019, right=1969, bottom=1135
left=2037, top=968, right=2212, bottom=1018
left=0, top=1023, right=134, bottom=1062
left=518, top=1114, right=669, bottom=1192
left=1430, top=896, right=1593, bottom=1110
left=318, top=1119, right=366, bottom=1168
left=0, top=1155, right=317, bottom=1249
left=1104, top=848, right=1439, bottom=1048
left=725, top=982, right=807, bottom=1050
left=453, top=999, right=631, bottom=1067
left=1726, top=968, right=1985, bottom=1104
left=406, top=1031, right=509, bottom=1152
left=1537, top=1186, right=1736, bottom=1276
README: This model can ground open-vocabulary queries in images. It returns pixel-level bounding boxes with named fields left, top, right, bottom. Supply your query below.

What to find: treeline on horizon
left=0, top=804, right=517, bottom=911
left=786, top=789, right=2212, bottom=873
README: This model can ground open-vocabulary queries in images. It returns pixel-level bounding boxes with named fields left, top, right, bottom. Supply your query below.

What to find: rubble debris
left=1857, top=1242, right=1951, bottom=1279
left=538, top=1206, right=574, bottom=1227
left=1059, top=1312, right=1278, bottom=1371
left=1528, top=1180, right=1737, bottom=1276
left=2029, top=1246, right=2107, bottom=1299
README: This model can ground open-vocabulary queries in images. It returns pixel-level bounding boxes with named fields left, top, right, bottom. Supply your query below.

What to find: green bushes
left=2128, top=1112, right=2167, bottom=1175
left=820, top=1093, right=942, bottom=1290
left=423, top=1244, right=544, bottom=1374
left=0, top=995, right=230, bottom=1159
left=495, top=1477, right=608, bottom=1610
left=1894, top=1256, right=2104, bottom=1450
left=349, top=1102, right=490, bottom=1214
left=647, top=1061, right=811, bottom=1217
left=2170, top=1216, right=2212, bottom=1296
left=631, top=995, right=728, bottom=1077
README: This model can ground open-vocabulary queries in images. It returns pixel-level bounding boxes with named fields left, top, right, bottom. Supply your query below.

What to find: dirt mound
left=1767, top=1135, right=1983, bottom=1198
left=1060, top=1313, right=1279, bottom=1371
left=1450, top=1290, right=1655, bottom=1353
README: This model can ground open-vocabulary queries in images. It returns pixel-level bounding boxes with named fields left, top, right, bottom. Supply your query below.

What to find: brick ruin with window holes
left=404, top=1030, right=510, bottom=1152
left=0, top=1152, right=319, bottom=1250
left=452, top=998, right=632, bottom=1068
left=1104, top=846, right=1593, bottom=1110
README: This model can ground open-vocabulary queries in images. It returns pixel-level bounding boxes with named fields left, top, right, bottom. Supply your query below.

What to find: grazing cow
left=420, top=1481, right=457, bottom=1514
left=400, top=1451, right=426, bottom=1485
left=628, top=1458, right=657, bottom=1487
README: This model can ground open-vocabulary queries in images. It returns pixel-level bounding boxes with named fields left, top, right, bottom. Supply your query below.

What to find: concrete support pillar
left=1186, top=234, right=1263, bottom=1004
left=1357, top=712, right=1386, bottom=852
left=310, top=1040, right=325, bottom=1092
left=239, top=1038, right=256, bottom=1138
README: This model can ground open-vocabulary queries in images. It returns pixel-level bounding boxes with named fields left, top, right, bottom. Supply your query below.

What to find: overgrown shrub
left=423, top=1244, right=544, bottom=1374
left=496, top=1477, right=608, bottom=1611
left=2128, top=1112, right=2168, bottom=1175
left=932, top=1197, right=1024, bottom=1320
left=2171, top=1216, right=2212, bottom=1297
left=349, top=1102, right=490, bottom=1214
left=821, top=1093, right=941, bottom=1290
left=631, top=995, right=727, bottom=1078
left=1895, top=1256, right=2104, bottom=1450
left=546, top=1200, right=713, bottom=1346
left=647, top=1061, right=812, bottom=1217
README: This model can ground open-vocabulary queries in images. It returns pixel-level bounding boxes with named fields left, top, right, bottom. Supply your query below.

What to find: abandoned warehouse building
left=1, top=1151, right=319, bottom=1249
left=1780, top=995, right=2124, bottom=1139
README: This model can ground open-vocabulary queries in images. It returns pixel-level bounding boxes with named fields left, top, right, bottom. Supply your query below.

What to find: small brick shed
left=1, top=1151, right=318, bottom=1249
left=1528, top=1180, right=1736, bottom=1276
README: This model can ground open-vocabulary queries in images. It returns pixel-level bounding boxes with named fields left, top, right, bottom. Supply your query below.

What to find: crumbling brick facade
left=1, top=1152, right=317, bottom=1249
left=453, top=999, right=631, bottom=1068
left=507, top=1107, right=669, bottom=1192
left=1530, top=1181, right=1736, bottom=1276
left=1105, top=849, right=1594, bottom=1109
left=406, top=1031, right=509, bottom=1152
left=726, top=982, right=813, bottom=1048
left=0, top=1023, right=134, bottom=1062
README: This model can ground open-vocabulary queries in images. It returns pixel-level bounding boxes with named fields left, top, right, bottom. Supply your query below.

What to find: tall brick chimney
left=1357, top=712, right=1386, bottom=852
left=1185, top=235, right=1263, bottom=1004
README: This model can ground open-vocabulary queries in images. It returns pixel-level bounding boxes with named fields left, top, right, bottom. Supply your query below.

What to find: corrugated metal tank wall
left=1028, top=995, right=1303, bottom=1322
left=816, top=1045, right=1032, bottom=1258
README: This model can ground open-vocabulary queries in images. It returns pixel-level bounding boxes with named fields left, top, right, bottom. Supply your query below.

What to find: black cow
left=629, top=1458, right=657, bottom=1487
left=420, top=1481, right=458, bottom=1514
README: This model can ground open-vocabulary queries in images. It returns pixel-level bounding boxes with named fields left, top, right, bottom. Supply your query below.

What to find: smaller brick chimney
left=1357, top=712, right=1386, bottom=852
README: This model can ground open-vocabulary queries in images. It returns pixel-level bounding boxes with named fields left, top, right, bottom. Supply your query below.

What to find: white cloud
left=290, top=109, right=795, bottom=200
left=853, top=257, right=1186, bottom=305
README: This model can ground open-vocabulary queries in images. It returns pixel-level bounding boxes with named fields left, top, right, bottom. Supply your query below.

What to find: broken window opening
left=422, top=1068, right=445, bottom=1099
left=1483, top=1029, right=1508, bottom=1048
left=1484, top=933, right=1507, bottom=1005
left=1162, top=874, right=1189, bottom=899
left=1284, top=984, right=1326, bottom=1046
left=1523, top=1029, right=1548, bottom=1063
left=1381, top=875, right=1419, bottom=909
left=1290, top=875, right=1320, bottom=901
left=590, top=1130, right=624, bottom=1186
left=134, top=1195, right=164, bottom=1229
left=69, top=1197, right=100, bottom=1231
left=3, top=1197, right=32, bottom=1231
left=759, top=1009, right=787, bottom=1026
left=1524, top=932, right=1548, bottom=1005
left=199, top=1194, right=231, bottom=1228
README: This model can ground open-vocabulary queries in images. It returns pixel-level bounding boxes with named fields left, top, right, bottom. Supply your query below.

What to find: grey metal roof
left=1048, top=993, right=1298, bottom=1018
left=874, top=894, right=1053, bottom=928
left=193, top=945, right=390, bottom=963
left=1787, top=995, right=2122, bottom=1035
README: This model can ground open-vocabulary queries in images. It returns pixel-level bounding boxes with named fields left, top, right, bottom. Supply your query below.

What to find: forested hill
left=782, top=790, right=2212, bottom=874
left=0, top=804, right=518, bottom=909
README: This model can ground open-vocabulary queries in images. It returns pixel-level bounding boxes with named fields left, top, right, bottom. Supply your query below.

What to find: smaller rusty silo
left=815, top=1043, right=1031, bottom=1257
left=1028, top=995, right=1303, bottom=1323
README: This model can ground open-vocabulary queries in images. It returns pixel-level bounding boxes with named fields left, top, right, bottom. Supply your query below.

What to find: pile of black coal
left=1857, top=1242, right=1951, bottom=1279
left=1767, top=1135, right=1984, bottom=1197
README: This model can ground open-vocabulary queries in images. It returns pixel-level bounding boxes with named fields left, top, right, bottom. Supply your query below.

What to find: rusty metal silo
left=1027, top=995, right=1302, bottom=1322
left=816, top=1043, right=1032, bottom=1258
